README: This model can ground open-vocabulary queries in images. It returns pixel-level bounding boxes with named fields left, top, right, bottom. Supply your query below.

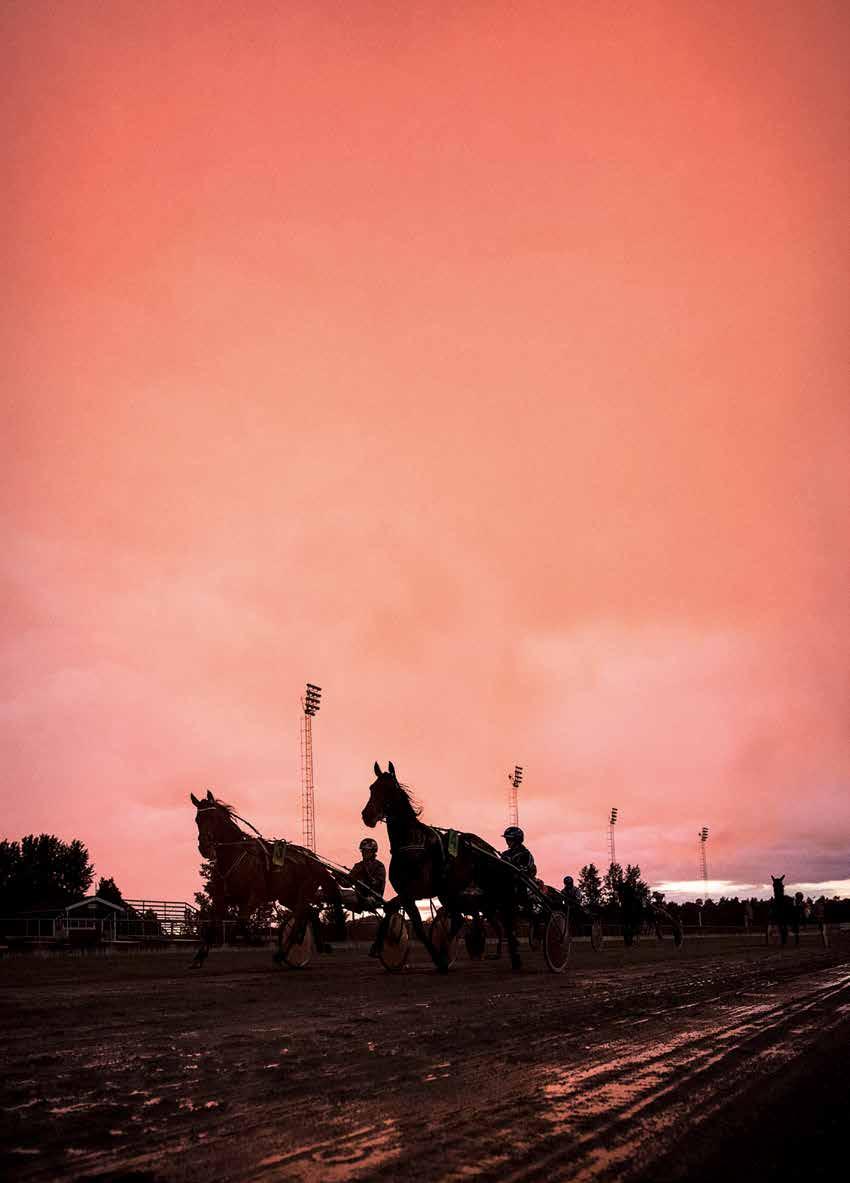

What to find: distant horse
left=189, top=791, right=345, bottom=967
left=616, top=882, right=683, bottom=947
left=769, top=875, right=800, bottom=947
left=361, top=762, right=523, bottom=971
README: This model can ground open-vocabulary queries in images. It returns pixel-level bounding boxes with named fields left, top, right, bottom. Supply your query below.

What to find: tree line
left=0, top=834, right=129, bottom=915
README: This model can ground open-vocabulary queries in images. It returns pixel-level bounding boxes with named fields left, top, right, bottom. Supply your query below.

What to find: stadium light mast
left=608, top=807, right=618, bottom=867
left=508, top=766, right=524, bottom=828
left=699, top=826, right=709, bottom=889
left=300, top=683, right=322, bottom=851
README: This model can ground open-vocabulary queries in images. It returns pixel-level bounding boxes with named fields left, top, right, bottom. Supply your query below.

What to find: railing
left=123, top=900, right=199, bottom=923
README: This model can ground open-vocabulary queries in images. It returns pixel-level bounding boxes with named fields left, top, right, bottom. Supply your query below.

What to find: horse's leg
left=500, top=903, right=522, bottom=971
left=309, top=908, right=332, bottom=954
left=331, top=897, right=347, bottom=943
left=404, top=894, right=447, bottom=971
left=446, top=903, right=465, bottom=942
left=191, top=887, right=224, bottom=968
left=373, top=894, right=402, bottom=957
left=486, top=912, right=504, bottom=960
left=190, top=917, right=213, bottom=968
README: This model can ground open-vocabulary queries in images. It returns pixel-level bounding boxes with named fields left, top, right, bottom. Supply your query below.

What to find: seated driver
left=348, top=837, right=386, bottom=909
left=500, top=826, right=537, bottom=879
left=561, top=874, right=582, bottom=911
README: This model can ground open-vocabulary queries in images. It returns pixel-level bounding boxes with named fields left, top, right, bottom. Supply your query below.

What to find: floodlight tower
left=508, top=766, right=524, bottom=828
left=699, top=826, right=709, bottom=888
left=300, top=683, right=322, bottom=851
left=608, top=807, right=618, bottom=867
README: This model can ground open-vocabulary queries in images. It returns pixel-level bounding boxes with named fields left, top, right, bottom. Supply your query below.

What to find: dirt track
left=2, top=932, right=848, bottom=1182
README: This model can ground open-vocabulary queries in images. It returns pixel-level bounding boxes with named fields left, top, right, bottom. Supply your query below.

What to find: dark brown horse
left=190, top=791, right=344, bottom=967
left=769, top=874, right=800, bottom=947
left=361, top=762, right=523, bottom=971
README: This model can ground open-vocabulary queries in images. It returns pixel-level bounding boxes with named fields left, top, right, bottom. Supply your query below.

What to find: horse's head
left=190, top=790, right=230, bottom=858
left=771, top=874, right=785, bottom=898
left=362, top=761, right=413, bottom=827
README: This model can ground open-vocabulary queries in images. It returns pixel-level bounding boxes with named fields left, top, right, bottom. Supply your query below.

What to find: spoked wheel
left=543, top=910, right=571, bottom=973
left=278, top=917, right=313, bottom=968
left=430, top=910, right=458, bottom=969
left=465, top=917, right=487, bottom=961
left=379, top=912, right=411, bottom=973
left=590, top=918, right=605, bottom=952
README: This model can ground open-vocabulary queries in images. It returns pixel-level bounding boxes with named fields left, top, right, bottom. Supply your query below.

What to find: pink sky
left=3, top=2, right=848, bottom=903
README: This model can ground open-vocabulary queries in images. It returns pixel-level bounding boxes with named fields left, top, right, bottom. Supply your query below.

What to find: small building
left=63, top=895, right=127, bottom=942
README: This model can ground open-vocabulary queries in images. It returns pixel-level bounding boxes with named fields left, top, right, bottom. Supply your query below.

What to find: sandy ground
left=2, top=931, right=848, bottom=1182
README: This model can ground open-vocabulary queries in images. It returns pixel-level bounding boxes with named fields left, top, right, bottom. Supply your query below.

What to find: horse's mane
left=203, top=797, right=247, bottom=835
left=392, top=779, right=422, bottom=817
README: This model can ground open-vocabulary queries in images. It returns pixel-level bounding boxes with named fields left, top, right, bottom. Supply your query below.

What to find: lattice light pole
left=699, top=826, right=709, bottom=888
left=508, top=765, right=524, bottom=828
left=608, top=807, right=618, bottom=867
left=300, top=683, right=322, bottom=851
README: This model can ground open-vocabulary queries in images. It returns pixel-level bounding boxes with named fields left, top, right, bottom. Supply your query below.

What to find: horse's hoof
left=272, top=951, right=285, bottom=965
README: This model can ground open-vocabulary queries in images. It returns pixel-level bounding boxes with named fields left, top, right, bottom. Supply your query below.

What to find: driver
left=348, top=837, right=386, bottom=908
left=500, top=826, right=537, bottom=879
left=561, top=875, right=582, bottom=911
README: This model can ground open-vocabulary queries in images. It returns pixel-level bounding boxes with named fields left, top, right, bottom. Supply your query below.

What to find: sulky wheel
left=543, top=910, right=571, bottom=973
left=590, top=918, right=605, bottom=952
left=465, top=917, right=487, bottom=960
left=379, top=912, right=411, bottom=973
left=279, top=917, right=313, bottom=968
left=430, top=911, right=458, bottom=969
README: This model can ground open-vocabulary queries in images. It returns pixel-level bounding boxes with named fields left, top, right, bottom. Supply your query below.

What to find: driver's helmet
left=359, top=837, right=379, bottom=856
left=563, top=875, right=574, bottom=888
left=503, top=826, right=524, bottom=844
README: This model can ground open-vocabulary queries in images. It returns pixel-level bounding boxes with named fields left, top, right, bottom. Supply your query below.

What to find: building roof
left=65, top=895, right=127, bottom=914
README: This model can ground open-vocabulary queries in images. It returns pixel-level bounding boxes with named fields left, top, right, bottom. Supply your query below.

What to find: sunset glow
left=3, top=2, right=848, bottom=904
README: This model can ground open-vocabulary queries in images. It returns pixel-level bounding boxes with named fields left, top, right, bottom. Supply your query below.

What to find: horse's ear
left=206, top=789, right=215, bottom=802
left=388, top=761, right=396, bottom=779
left=190, top=792, right=200, bottom=807
left=374, top=761, right=382, bottom=777
left=779, top=874, right=785, bottom=883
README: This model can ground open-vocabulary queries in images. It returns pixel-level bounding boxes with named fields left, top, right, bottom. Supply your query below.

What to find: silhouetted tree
left=578, top=863, right=602, bottom=908
left=603, top=862, right=624, bottom=905
left=0, top=834, right=94, bottom=911
left=96, top=876, right=127, bottom=908
left=0, top=839, right=21, bottom=911
left=623, top=864, right=651, bottom=906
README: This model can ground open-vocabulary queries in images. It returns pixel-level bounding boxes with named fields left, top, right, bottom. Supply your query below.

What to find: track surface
left=2, top=932, right=848, bottom=1182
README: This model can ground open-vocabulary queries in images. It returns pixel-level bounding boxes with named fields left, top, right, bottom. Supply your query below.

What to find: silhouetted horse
left=190, top=791, right=345, bottom=967
left=361, top=762, right=523, bottom=971
left=769, top=875, right=800, bottom=947
left=616, top=882, right=683, bottom=947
